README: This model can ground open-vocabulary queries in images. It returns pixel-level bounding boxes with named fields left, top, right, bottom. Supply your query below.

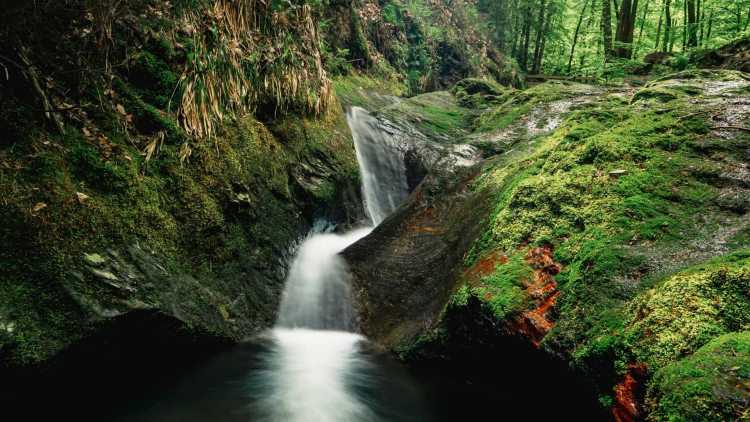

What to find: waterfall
left=275, top=227, right=372, bottom=331
left=347, top=107, right=409, bottom=226
left=247, top=106, right=410, bottom=422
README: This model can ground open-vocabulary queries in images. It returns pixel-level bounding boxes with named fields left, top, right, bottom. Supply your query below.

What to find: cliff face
left=0, top=0, right=519, bottom=370
left=0, top=0, right=357, bottom=368
left=345, top=70, right=750, bottom=420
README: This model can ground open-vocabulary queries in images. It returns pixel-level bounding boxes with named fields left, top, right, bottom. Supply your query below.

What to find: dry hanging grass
left=175, top=0, right=333, bottom=140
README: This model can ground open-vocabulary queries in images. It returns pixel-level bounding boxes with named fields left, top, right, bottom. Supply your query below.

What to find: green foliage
left=478, top=0, right=750, bottom=77
left=0, top=65, right=360, bottom=364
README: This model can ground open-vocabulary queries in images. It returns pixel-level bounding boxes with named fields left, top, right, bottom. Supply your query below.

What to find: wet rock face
left=343, top=166, right=492, bottom=348
left=404, top=148, right=429, bottom=192
left=612, top=364, right=648, bottom=422
left=67, top=244, right=284, bottom=342
left=2, top=309, right=231, bottom=420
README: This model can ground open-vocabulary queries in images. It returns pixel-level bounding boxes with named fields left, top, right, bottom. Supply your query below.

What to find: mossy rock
left=647, top=331, right=750, bottom=421
left=626, top=252, right=750, bottom=369
left=451, top=78, right=509, bottom=109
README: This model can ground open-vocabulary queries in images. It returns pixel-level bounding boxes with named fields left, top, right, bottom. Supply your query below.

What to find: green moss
left=333, top=74, right=407, bottom=110
left=453, top=73, right=750, bottom=394
left=0, top=73, right=360, bottom=364
left=647, top=331, right=750, bottom=421
left=451, top=78, right=509, bottom=109
left=632, top=86, right=690, bottom=103
left=472, top=252, right=530, bottom=319
left=377, top=91, right=470, bottom=141
left=128, top=50, right=179, bottom=108
left=473, top=81, right=594, bottom=133
left=626, top=252, right=750, bottom=369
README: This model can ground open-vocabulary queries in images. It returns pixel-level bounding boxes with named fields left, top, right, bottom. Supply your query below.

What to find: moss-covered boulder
left=647, top=331, right=750, bottom=421
left=346, top=70, right=750, bottom=418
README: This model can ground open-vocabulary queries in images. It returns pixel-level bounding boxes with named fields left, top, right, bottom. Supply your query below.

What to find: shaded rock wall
left=343, top=162, right=492, bottom=348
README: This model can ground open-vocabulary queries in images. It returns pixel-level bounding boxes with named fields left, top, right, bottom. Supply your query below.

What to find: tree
left=663, top=0, right=672, bottom=52
left=532, top=0, right=548, bottom=73
left=569, top=0, right=592, bottom=72
left=687, top=0, right=698, bottom=47
left=614, top=0, right=640, bottom=57
left=602, top=0, right=615, bottom=58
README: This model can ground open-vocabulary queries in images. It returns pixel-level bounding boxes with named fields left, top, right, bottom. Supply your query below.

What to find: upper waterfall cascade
left=347, top=106, right=410, bottom=226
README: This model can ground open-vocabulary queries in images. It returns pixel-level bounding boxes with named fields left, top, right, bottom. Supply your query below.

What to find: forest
left=480, top=0, right=750, bottom=76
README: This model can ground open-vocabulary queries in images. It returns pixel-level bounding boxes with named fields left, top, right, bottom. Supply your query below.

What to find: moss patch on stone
left=647, top=331, right=750, bottom=421
left=626, top=252, right=750, bottom=369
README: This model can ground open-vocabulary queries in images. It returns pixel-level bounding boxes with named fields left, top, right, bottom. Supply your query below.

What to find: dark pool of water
left=3, top=324, right=605, bottom=421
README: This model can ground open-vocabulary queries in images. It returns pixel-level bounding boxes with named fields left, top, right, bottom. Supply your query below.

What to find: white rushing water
left=247, top=107, right=410, bottom=422
left=347, top=107, right=409, bottom=226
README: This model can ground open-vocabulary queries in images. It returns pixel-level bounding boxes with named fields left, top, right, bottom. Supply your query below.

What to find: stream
left=114, top=107, right=431, bottom=422
left=76, top=107, right=603, bottom=422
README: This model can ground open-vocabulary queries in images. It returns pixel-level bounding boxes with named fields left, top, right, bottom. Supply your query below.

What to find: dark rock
left=343, top=166, right=493, bottom=348
left=716, top=189, right=750, bottom=213
left=644, top=51, right=675, bottom=65
left=404, top=148, right=428, bottom=192
left=691, top=37, right=750, bottom=73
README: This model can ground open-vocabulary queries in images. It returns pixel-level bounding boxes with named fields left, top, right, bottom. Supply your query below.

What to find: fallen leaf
left=76, top=192, right=90, bottom=204
left=31, top=202, right=47, bottom=213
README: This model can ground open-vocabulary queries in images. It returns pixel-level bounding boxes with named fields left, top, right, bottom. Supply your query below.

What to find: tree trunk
left=655, top=0, right=664, bottom=49
left=533, top=0, right=550, bottom=74
left=682, top=0, right=688, bottom=51
left=698, top=0, right=705, bottom=46
left=614, top=0, right=638, bottom=58
left=602, top=0, right=614, bottom=59
left=568, top=0, right=591, bottom=72
left=663, top=0, right=671, bottom=53
left=686, top=0, right=698, bottom=48
left=634, top=0, right=650, bottom=56
left=520, top=6, right=532, bottom=70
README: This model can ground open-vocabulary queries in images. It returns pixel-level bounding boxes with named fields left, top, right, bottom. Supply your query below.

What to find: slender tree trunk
left=569, top=0, right=591, bottom=72
left=682, top=0, right=688, bottom=51
left=655, top=0, right=664, bottom=49
left=686, top=0, right=698, bottom=48
left=532, top=0, right=547, bottom=73
left=520, top=6, right=532, bottom=70
left=511, top=7, right=520, bottom=58
left=698, top=0, right=705, bottom=46
left=705, top=8, right=714, bottom=43
left=533, top=0, right=551, bottom=73
left=602, top=0, right=614, bottom=59
left=635, top=0, right=650, bottom=56
left=663, top=0, right=671, bottom=53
